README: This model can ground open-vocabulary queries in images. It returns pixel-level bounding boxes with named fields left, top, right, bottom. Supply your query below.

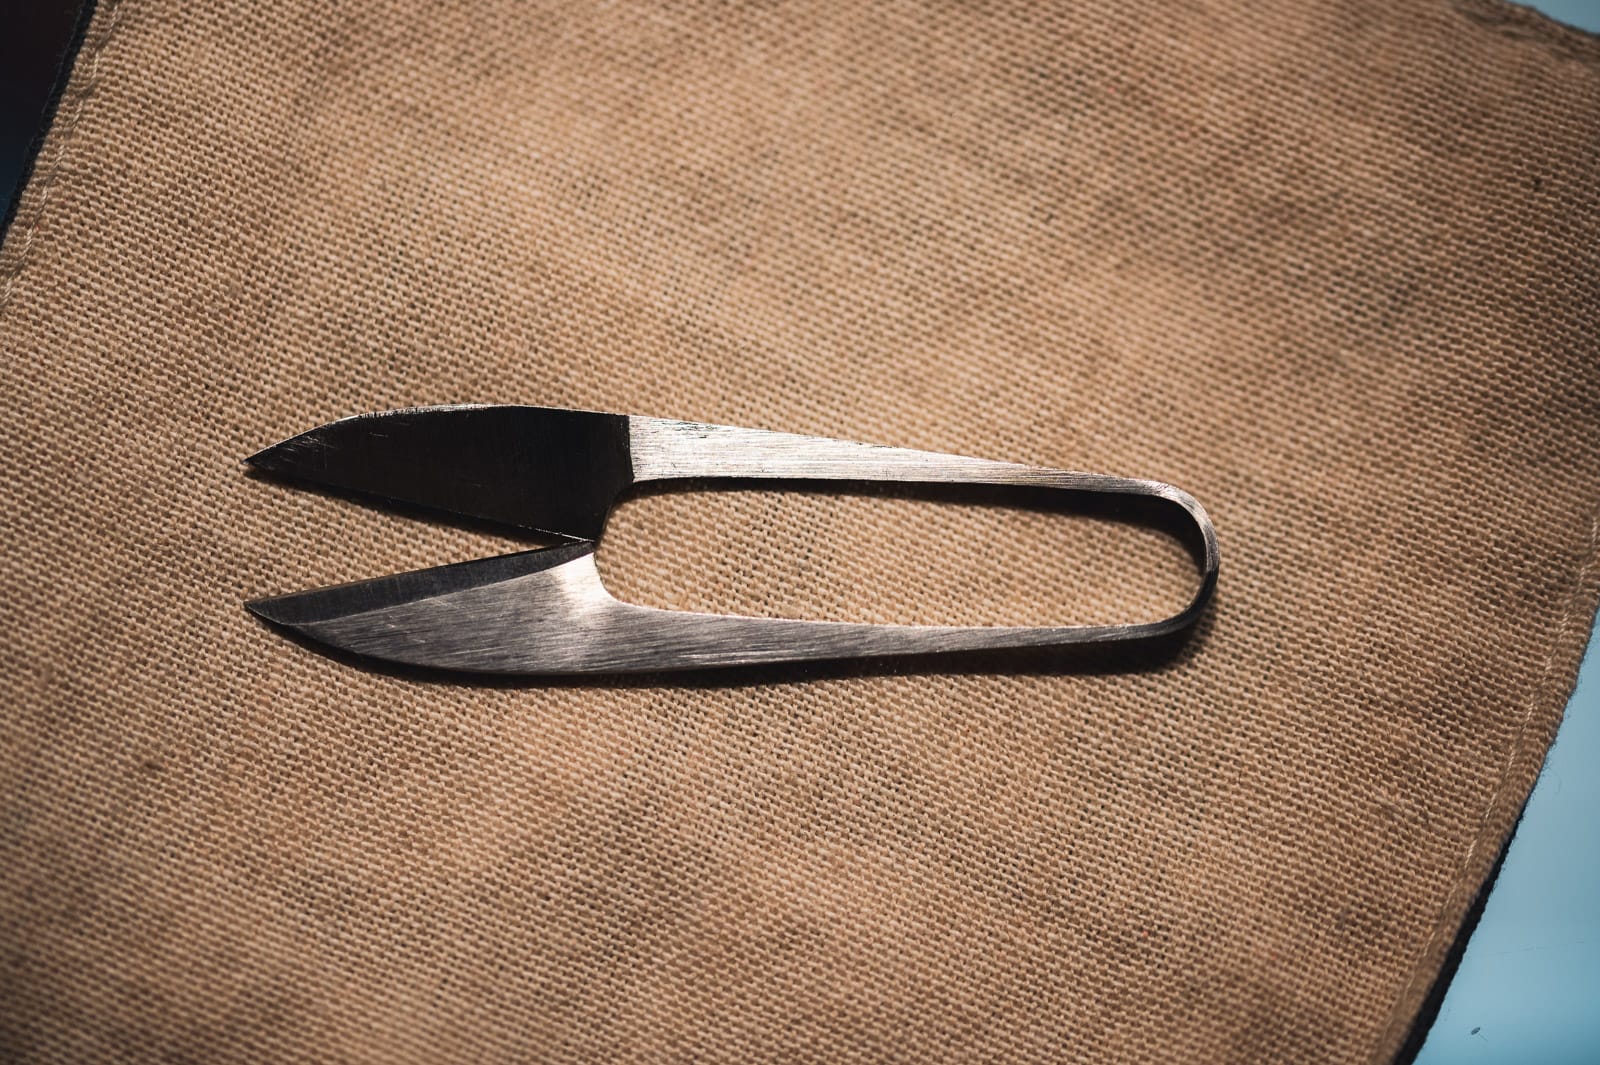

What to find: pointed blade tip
left=243, top=594, right=292, bottom=626
left=243, top=586, right=338, bottom=628
left=243, top=434, right=307, bottom=474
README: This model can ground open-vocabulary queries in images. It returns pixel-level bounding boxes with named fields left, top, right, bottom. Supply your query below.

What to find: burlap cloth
left=3, top=0, right=1599, bottom=1061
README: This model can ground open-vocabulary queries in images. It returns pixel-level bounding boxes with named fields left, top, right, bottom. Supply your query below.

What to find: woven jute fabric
left=3, top=1, right=1599, bottom=1061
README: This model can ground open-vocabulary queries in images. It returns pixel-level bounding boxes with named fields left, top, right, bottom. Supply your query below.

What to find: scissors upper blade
left=246, top=404, right=634, bottom=539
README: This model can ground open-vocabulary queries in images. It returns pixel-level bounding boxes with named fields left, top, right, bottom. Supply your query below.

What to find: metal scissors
left=245, top=405, right=1218, bottom=675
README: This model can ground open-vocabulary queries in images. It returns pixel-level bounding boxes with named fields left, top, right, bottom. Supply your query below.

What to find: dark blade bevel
left=246, top=405, right=634, bottom=540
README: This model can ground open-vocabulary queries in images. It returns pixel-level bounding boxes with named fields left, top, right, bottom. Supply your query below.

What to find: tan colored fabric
left=3, top=0, right=1599, bottom=1060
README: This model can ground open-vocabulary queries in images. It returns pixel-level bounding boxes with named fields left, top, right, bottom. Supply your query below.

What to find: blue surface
left=1527, top=0, right=1600, bottom=36
left=1415, top=634, right=1600, bottom=1062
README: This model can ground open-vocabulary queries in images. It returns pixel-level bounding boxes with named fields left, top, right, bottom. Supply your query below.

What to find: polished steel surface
left=246, top=405, right=1219, bottom=675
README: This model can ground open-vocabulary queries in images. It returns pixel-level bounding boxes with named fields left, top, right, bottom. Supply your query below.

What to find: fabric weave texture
left=2, top=1, right=1599, bottom=1061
